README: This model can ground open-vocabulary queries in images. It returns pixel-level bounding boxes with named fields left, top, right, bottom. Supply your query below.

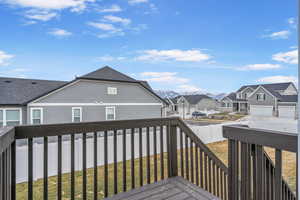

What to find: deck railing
left=0, top=117, right=228, bottom=200
left=223, top=125, right=297, bottom=200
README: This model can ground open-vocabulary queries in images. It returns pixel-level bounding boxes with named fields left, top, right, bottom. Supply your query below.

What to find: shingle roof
left=237, top=82, right=293, bottom=93
left=0, top=66, right=167, bottom=106
left=279, top=95, right=298, bottom=102
left=0, top=77, right=67, bottom=105
left=225, top=93, right=237, bottom=101
left=181, top=95, right=213, bottom=104
left=79, top=66, right=137, bottom=83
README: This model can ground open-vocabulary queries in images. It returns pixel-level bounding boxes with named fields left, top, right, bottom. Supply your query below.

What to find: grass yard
left=16, top=140, right=296, bottom=199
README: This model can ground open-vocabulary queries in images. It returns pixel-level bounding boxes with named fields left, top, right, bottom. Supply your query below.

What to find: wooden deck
left=105, top=177, right=220, bottom=200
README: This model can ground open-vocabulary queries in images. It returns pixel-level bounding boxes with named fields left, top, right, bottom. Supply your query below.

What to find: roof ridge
left=0, top=76, right=68, bottom=83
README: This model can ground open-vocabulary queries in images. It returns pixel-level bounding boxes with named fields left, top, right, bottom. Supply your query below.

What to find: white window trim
left=30, top=107, right=43, bottom=125
left=107, top=87, right=117, bottom=95
left=105, top=106, right=116, bottom=120
left=256, top=93, right=265, bottom=101
left=0, top=108, right=22, bottom=126
left=72, top=107, right=82, bottom=122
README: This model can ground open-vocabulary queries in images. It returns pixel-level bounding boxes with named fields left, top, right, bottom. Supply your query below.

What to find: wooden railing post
left=169, top=123, right=178, bottom=177
left=228, top=139, right=239, bottom=200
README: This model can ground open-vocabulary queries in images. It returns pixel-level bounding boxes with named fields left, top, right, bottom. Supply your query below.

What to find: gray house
left=176, top=95, right=218, bottom=119
left=0, top=66, right=167, bottom=126
left=220, top=82, right=298, bottom=118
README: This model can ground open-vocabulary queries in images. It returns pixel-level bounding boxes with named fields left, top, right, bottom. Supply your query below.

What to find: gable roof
left=180, top=94, right=213, bottom=105
left=0, top=77, right=67, bottom=105
left=279, top=95, right=298, bottom=103
left=1, top=66, right=167, bottom=106
left=237, top=82, right=293, bottom=93
left=223, top=93, right=236, bottom=101
left=79, top=66, right=137, bottom=83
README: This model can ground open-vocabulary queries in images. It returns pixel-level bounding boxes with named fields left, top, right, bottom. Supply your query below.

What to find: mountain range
left=154, top=90, right=227, bottom=100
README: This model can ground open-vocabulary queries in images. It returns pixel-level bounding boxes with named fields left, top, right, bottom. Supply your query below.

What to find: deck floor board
left=104, top=177, right=219, bottom=200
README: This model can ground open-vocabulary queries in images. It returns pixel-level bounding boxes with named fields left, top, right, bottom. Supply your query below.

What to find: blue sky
left=0, top=0, right=297, bottom=93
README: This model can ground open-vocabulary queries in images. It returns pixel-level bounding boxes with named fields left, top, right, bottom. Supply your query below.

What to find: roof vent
left=4, top=80, right=11, bottom=83
left=31, top=82, right=37, bottom=85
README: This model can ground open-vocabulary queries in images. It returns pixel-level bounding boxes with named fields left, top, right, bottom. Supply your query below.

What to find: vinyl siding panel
left=248, top=87, right=276, bottom=106
left=35, top=80, right=161, bottom=104
left=27, top=105, right=162, bottom=124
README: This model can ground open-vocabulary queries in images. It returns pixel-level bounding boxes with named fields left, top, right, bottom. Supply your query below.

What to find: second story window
left=0, top=110, right=3, bottom=127
left=6, top=109, right=21, bottom=126
left=106, top=107, right=115, bottom=120
left=107, top=87, right=117, bottom=95
left=72, top=107, right=82, bottom=122
left=31, top=108, right=43, bottom=125
left=256, top=93, right=266, bottom=101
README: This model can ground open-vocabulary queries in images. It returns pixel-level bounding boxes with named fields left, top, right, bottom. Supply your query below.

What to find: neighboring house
left=0, top=66, right=167, bottom=126
left=220, top=82, right=298, bottom=118
left=176, top=95, right=218, bottom=119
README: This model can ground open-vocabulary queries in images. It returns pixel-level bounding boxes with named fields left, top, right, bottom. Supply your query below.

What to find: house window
left=0, top=110, right=3, bottom=127
left=31, top=108, right=43, bottom=125
left=256, top=93, right=266, bottom=101
left=72, top=107, right=82, bottom=122
left=107, top=87, right=117, bottom=95
left=106, top=107, right=115, bottom=120
left=6, top=109, right=21, bottom=126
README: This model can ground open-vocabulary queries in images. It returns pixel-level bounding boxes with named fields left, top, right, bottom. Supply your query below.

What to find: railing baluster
left=275, top=149, right=282, bottom=200
left=82, top=133, right=87, bottom=200
left=190, top=140, right=194, bottom=183
left=43, top=137, right=48, bottom=200
left=208, top=158, right=212, bottom=193
left=200, top=149, right=203, bottom=188
left=180, top=130, right=184, bottom=177
left=195, top=145, right=199, bottom=186
left=131, top=128, right=135, bottom=189
left=185, top=134, right=189, bottom=180
left=212, top=162, right=216, bottom=195
left=160, top=126, right=164, bottom=180
left=256, top=145, right=264, bottom=200
left=0, top=152, right=3, bottom=200
left=216, top=166, right=219, bottom=197
left=104, top=131, right=108, bottom=197
left=113, top=130, right=118, bottom=194
left=139, top=128, right=143, bottom=186
left=11, top=141, right=16, bottom=200
left=146, top=127, right=150, bottom=184
left=94, top=132, right=98, bottom=200
left=220, top=169, right=223, bottom=199
left=28, top=138, right=33, bottom=200
left=204, top=153, right=208, bottom=191
left=153, top=127, right=158, bottom=182
left=122, top=129, right=127, bottom=192
left=71, top=134, right=75, bottom=200
left=57, top=135, right=62, bottom=200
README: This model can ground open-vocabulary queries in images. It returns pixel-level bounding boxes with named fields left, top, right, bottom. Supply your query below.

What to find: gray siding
left=27, top=105, right=162, bottom=124
left=248, top=87, right=276, bottom=106
left=197, top=99, right=218, bottom=110
left=0, top=106, right=26, bottom=125
left=35, top=80, right=161, bottom=104
left=241, top=87, right=254, bottom=99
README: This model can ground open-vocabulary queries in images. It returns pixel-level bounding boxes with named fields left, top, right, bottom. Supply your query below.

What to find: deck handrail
left=1, top=117, right=229, bottom=200
left=223, top=124, right=297, bottom=152
left=223, top=125, right=297, bottom=200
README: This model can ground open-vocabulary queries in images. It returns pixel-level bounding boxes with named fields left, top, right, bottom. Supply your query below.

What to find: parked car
left=192, top=111, right=206, bottom=118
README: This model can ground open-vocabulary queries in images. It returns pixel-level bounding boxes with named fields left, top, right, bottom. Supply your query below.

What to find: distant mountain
left=154, top=90, right=180, bottom=99
left=154, top=90, right=227, bottom=100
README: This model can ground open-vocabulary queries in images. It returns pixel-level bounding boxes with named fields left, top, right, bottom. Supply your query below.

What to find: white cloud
left=87, top=22, right=121, bottom=32
left=96, top=55, right=126, bottom=62
left=264, top=30, right=290, bottom=40
left=141, top=72, right=189, bottom=84
left=237, top=64, right=281, bottom=71
left=136, top=49, right=211, bottom=62
left=288, top=17, right=296, bottom=25
left=4, top=0, right=95, bottom=11
left=0, top=50, right=14, bottom=66
left=128, top=0, right=148, bottom=5
left=25, top=10, right=58, bottom=21
left=177, top=84, right=202, bottom=93
left=103, top=15, right=131, bottom=25
left=48, top=28, right=72, bottom=37
left=272, top=50, right=298, bottom=64
left=98, top=4, right=122, bottom=13
left=257, top=76, right=298, bottom=84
